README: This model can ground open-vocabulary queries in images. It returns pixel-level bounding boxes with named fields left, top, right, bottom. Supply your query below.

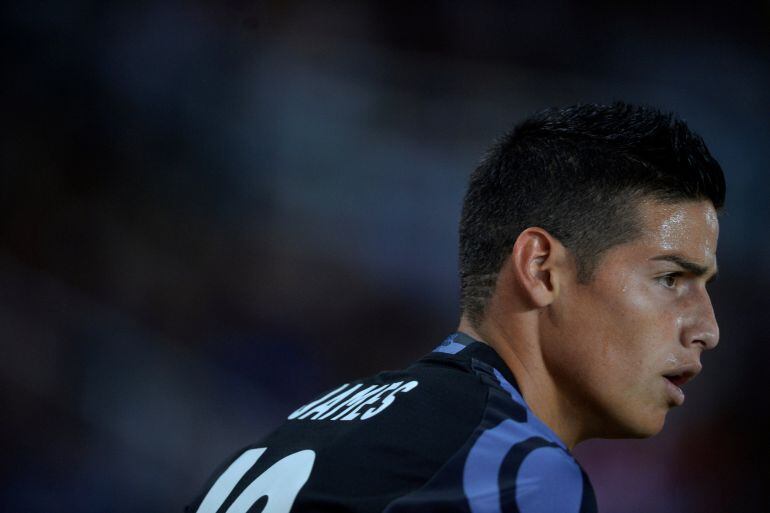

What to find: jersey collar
left=434, top=332, right=570, bottom=451
left=432, top=331, right=521, bottom=395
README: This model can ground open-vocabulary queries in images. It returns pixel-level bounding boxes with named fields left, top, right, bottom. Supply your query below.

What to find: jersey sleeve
left=497, top=445, right=585, bottom=513
left=383, top=441, right=594, bottom=513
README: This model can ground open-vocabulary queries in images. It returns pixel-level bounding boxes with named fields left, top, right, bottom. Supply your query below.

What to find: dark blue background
left=2, top=1, right=768, bottom=511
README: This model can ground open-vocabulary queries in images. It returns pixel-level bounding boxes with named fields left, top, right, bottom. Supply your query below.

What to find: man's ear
left=508, top=227, right=569, bottom=308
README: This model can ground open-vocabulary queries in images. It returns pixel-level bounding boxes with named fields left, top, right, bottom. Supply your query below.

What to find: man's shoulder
left=185, top=336, right=501, bottom=513
left=382, top=340, right=598, bottom=513
left=284, top=347, right=489, bottom=425
left=265, top=342, right=494, bottom=470
left=186, top=334, right=598, bottom=513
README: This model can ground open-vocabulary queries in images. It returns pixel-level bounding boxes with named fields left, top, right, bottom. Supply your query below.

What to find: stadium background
left=2, top=1, right=769, bottom=512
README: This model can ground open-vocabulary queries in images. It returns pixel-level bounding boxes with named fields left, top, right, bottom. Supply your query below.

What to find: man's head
left=459, top=102, right=725, bottom=441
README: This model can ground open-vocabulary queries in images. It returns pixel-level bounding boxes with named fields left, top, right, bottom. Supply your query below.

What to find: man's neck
left=457, top=315, right=584, bottom=450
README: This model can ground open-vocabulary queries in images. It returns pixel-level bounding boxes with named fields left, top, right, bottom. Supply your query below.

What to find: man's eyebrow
left=651, top=255, right=718, bottom=282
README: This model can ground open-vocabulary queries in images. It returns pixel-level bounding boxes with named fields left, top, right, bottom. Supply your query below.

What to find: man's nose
left=683, top=289, right=719, bottom=351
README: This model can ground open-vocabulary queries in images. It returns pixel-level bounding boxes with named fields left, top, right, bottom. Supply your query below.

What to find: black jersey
left=186, top=333, right=598, bottom=513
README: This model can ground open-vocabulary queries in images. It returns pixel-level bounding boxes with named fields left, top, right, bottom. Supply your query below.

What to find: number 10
left=195, top=448, right=316, bottom=513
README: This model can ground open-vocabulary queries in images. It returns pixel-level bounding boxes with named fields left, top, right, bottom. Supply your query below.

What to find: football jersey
left=186, top=332, right=598, bottom=513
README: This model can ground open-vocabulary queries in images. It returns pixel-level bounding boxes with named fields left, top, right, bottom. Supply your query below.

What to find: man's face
left=546, top=199, right=720, bottom=439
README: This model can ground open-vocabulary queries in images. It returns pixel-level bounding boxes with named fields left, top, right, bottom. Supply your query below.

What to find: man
left=186, top=102, right=724, bottom=512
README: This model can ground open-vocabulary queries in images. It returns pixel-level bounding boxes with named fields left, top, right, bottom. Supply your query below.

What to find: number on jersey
left=195, top=448, right=316, bottom=513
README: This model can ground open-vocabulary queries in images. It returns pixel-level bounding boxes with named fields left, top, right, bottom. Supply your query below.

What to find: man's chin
left=599, top=412, right=667, bottom=440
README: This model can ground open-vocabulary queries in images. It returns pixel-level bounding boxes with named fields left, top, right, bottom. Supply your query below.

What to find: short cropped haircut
left=459, top=102, right=726, bottom=326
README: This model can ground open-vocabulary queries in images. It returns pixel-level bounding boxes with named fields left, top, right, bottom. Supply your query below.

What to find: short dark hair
left=459, top=102, right=726, bottom=325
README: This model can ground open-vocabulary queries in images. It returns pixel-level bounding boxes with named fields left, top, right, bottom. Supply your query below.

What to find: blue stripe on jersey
left=385, top=343, right=593, bottom=513
left=513, top=445, right=583, bottom=513
left=463, top=419, right=583, bottom=513
left=432, top=333, right=470, bottom=354
left=461, top=365, right=582, bottom=512
left=490, top=368, right=567, bottom=451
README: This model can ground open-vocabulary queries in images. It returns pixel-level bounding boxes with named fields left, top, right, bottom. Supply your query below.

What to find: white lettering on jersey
left=296, top=384, right=363, bottom=420
left=317, top=384, right=390, bottom=420
left=287, top=380, right=419, bottom=421
left=338, top=381, right=405, bottom=421
left=359, top=380, right=419, bottom=420
left=287, top=384, right=354, bottom=420
left=195, top=447, right=315, bottom=513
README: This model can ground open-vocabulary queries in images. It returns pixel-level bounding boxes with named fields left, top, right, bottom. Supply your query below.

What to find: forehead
left=631, top=199, right=719, bottom=263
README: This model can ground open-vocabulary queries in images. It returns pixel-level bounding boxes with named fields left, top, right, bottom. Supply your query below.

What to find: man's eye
left=659, top=273, right=680, bottom=288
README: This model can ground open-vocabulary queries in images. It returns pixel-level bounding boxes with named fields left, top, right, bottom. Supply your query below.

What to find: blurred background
left=2, top=1, right=769, bottom=512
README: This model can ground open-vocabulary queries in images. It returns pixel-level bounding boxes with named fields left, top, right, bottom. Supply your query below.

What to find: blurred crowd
left=1, top=1, right=769, bottom=511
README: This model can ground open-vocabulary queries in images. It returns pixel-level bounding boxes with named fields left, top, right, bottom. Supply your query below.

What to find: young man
left=186, top=103, right=725, bottom=513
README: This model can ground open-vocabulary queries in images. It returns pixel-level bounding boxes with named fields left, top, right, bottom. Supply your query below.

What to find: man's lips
left=662, top=363, right=702, bottom=405
left=662, top=363, right=702, bottom=387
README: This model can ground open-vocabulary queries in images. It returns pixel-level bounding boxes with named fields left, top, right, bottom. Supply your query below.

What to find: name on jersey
left=288, top=380, right=419, bottom=421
